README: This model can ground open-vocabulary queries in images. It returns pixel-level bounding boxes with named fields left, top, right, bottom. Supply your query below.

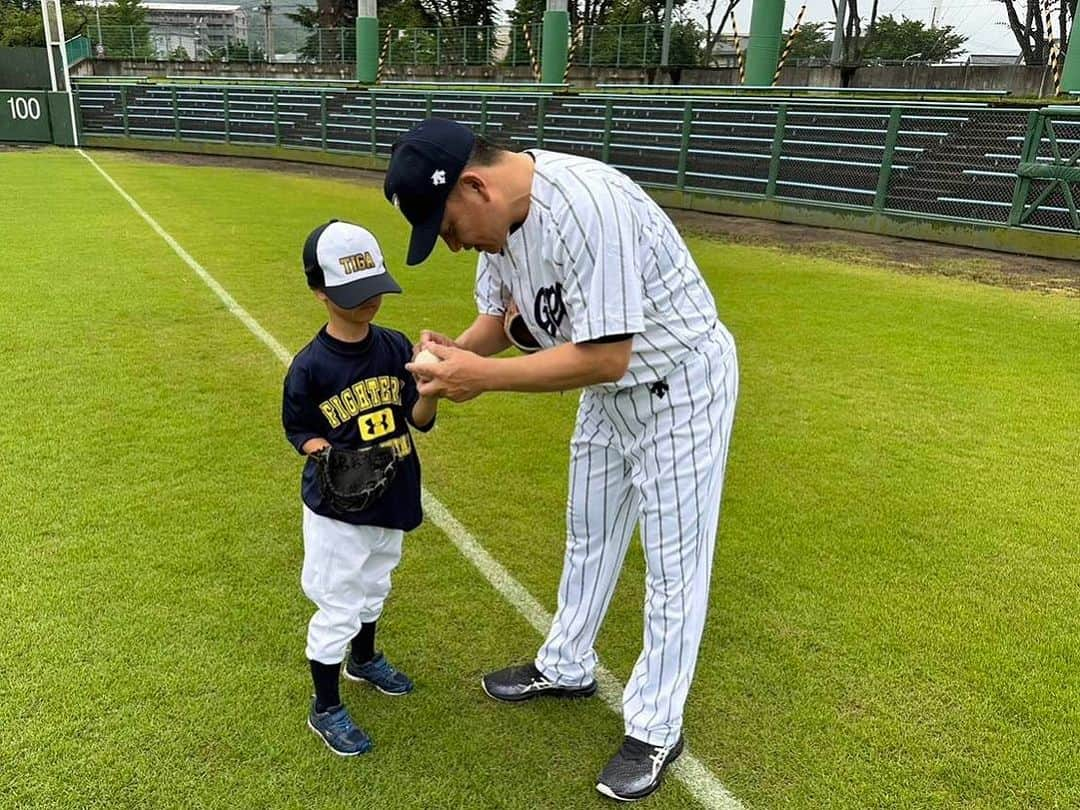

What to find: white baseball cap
left=302, top=220, right=402, bottom=308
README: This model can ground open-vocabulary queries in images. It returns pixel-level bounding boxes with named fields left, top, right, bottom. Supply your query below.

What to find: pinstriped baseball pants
left=536, top=325, right=738, bottom=747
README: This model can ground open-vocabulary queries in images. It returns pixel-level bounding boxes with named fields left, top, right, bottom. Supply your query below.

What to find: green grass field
left=1, top=147, right=1078, bottom=809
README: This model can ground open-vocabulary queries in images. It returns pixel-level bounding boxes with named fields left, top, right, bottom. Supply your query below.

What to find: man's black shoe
left=480, top=663, right=597, bottom=703
left=596, top=735, right=684, bottom=802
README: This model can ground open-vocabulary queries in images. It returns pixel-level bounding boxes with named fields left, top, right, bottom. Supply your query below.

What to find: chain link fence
left=86, top=22, right=698, bottom=67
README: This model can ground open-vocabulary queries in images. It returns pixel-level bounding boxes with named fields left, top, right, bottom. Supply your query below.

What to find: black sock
left=350, top=621, right=377, bottom=665
left=310, top=660, right=341, bottom=713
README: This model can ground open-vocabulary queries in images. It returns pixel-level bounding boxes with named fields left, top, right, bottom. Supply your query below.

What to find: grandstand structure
left=73, top=81, right=1079, bottom=241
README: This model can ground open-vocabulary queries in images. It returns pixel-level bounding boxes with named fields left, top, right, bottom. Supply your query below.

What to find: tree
left=0, top=0, right=87, bottom=47
left=994, top=0, right=1074, bottom=65
left=211, top=38, right=266, bottom=61
left=696, top=0, right=740, bottom=67
left=830, top=0, right=880, bottom=84
left=862, top=14, right=967, bottom=61
left=784, top=20, right=830, bottom=60
left=412, top=0, right=498, bottom=27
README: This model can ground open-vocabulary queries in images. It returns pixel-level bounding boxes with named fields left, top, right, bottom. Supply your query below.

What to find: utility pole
left=660, top=0, right=674, bottom=67
left=261, top=0, right=273, bottom=62
left=94, top=0, right=104, bottom=54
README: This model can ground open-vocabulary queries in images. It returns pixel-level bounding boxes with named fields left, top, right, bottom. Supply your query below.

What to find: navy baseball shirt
left=282, top=324, right=434, bottom=531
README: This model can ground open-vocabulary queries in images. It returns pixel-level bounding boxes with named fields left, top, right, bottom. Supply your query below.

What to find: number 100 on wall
left=7, top=97, right=42, bottom=120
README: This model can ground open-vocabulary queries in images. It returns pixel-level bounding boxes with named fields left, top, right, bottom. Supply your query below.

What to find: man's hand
left=405, top=342, right=492, bottom=402
left=412, top=330, right=459, bottom=359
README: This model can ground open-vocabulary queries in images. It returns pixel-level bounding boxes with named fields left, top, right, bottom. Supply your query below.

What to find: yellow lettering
left=328, top=396, right=349, bottom=424
left=382, top=435, right=412, bottom=459
left=389, top=376, right=402, bottom=405
left=366, top=379, right=381, bottom=406
left=340, top=388, right=359, bottom=417
left=351, top=381, right=373, bottom=410
left=319, top=401, right=341, bottom=429
left=378, top=376, right=392, bottom=406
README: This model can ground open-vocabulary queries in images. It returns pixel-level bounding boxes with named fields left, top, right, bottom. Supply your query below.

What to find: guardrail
left=73, top=81, right=1079, bottom=237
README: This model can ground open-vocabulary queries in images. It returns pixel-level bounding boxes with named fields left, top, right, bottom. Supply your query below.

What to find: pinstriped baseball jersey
left=469, top=147, right=739, bottom=750
left=474, top=150, right=720, bottom=386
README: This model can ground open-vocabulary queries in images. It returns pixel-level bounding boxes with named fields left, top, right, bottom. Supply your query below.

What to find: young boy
left=282, top=219, right=438, bottom=756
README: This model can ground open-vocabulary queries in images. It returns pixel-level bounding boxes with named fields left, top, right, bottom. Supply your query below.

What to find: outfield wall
left=70, top=81, right=1080, bottom=258
left=81, top=61, right=1064, bottom=97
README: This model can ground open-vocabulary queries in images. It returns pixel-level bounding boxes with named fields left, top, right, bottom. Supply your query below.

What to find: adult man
left=386, top=118, right=739, bottom=802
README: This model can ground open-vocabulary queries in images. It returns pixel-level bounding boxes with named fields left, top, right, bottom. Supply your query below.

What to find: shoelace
left=648, top=743, right=674, bottom=780
left=327, top=709, right=354, bottom=736
left=525, top=675, right=553, bottom=691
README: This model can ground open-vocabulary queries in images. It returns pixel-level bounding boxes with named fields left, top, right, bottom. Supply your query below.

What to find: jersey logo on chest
left=534, top=283, right=566, bottom=338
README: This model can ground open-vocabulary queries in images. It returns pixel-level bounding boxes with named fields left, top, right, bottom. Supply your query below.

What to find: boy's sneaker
left=344, top=652, right=414, bottom=696
left=307, top=700, right=372, bottom=756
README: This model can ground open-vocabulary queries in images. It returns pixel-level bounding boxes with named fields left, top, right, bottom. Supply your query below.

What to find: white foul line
left=78, top=148, right=746, bottom=810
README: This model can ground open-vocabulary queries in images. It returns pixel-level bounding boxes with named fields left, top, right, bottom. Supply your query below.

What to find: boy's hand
left=302, top=438, right=330, bottom=455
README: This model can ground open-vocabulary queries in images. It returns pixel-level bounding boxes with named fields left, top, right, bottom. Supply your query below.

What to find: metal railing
left=72, top=81, right=1079, bottom=234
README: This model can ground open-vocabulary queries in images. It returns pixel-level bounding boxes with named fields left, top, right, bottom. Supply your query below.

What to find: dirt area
left=670, top=211, right=1080, bottom=297
left=104, top=148, right=1080, bottom=297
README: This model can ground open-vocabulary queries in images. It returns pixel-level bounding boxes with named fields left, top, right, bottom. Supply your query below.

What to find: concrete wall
left=83, top=59, right=1069, bottom=98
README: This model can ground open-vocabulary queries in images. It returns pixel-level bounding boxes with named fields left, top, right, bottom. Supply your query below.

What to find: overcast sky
left=721, top=0, right=1023, bottom=56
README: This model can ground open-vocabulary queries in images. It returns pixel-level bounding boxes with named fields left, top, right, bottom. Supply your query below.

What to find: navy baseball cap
left=384, top=117, right=476, bottom=266
left=302, top=220, right=402, bottom=308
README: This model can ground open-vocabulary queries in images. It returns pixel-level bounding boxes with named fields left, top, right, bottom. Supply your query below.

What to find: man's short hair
left=466, top=134, right=509, bottom=167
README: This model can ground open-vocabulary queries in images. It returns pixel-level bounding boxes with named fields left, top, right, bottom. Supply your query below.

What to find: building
left=142, top=3, right=249, bottom=57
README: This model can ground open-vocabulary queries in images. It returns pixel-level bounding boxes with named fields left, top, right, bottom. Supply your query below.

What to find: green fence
left=65, top=35, right=91, bottom=66
left=70, top=82, right=1080, bottom=255
left=1009, top=106, right=1080, bottom=231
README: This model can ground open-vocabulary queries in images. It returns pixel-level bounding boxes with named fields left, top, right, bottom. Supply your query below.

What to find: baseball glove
left=311, top=445, right=398, bottom=513
left=504, top=301, right=541, bottom=354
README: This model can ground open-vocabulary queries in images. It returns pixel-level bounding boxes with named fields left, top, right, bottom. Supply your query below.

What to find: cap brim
left=405, top=204, right=446, bottom=266
left=324, top=272, right=403, bottom=309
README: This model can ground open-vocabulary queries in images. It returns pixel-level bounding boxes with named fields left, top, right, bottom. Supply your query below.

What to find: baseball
left=414, top=348, right=440, bottom=365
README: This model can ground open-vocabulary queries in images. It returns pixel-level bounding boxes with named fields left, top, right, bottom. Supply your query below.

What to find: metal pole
left=172, top=86, right=180, bottom=138
left=745, top=0, right=786, bottom=86
left=320, top=89, right=327, bottom=149
left=223, top=86, right=230, bottom=143
left=874, top=107, right=902, bottom=211
left=1061, top=12, right=1080, bottom=92
left=765, top=104, right=786, bottom=197
left=39, top=0, right=59, bottom=91
left=51, top=0, right=80, bottom=144
left=601, top=98, right=613, bottom=162
left=94, top=0, right=103, bottom=49
left=676, top=100, right=692, bottom=188
left=272, top=87, right=280, bottom=145
left=661, top=0, right=673, bottom=67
